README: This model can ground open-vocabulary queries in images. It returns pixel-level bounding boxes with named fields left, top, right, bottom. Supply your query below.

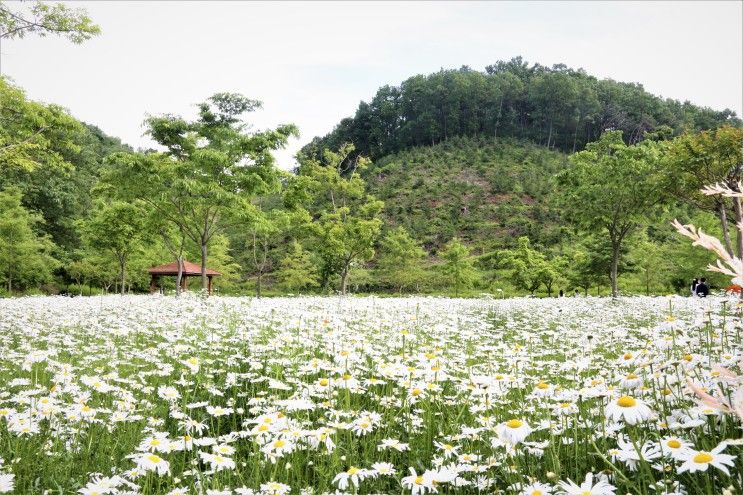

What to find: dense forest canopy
left=302, top=57, right=739, bottom=164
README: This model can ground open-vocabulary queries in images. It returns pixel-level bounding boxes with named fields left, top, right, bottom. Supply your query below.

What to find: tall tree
left=0, top=187, right=57, bottom=293
left=286, top=144, right=383, bottom=294
left=664, top=126, right=743, bottom=258
left=557, top=131, right=665, bottom=297
left=377, top=226, right=427, bottom=293
left=108, top=93, right=297, bottom=291
left=275, top=241, right=319, bottom=292
left=499, top=236, right=551, bottom=295
left=440, top=237, right=478, bottom=297
left=82, top=201, right=146, bottom=295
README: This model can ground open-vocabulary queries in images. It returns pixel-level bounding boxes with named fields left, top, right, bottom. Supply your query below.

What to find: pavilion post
left=208, top=275, right=213, bottom=295
left=149, top=275, right=158, bottom=294
left=180, top=275, right=187, bottom=292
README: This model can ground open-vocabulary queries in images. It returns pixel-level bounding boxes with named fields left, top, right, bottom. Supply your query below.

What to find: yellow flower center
left=342, top=373, right=351, bottom=381
left=534, top=491, right=542, bottom=495
left=666, top=439, right=681, bottom=449
left=411, top=388, right=423, bottom=396
left=319, top=379, right=329, bottom=386
left=274, top=440, right=286, bottom=448
left=683, top=354, right=693, bottom=362
left=693, top=452, right=713, bottom=463
left=147, top=454, right=162, bottom=464
left=415, top=476, right=424, bottom=485
left=506, top=419, right=523, bottom=428
left=626, top=373, right=639, bottom=379
left=347, top=466, right=360, bottom=475
left=623, top=353, right=633, bottom=360
left=617, top=396, right=637, bottom=407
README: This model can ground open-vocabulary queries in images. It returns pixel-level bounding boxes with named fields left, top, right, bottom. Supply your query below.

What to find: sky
left=2, top=1, right=742, bottom=169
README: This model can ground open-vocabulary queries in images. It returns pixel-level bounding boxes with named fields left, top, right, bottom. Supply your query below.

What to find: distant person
left=696, top=278, right=710, bottom=297
left=691, top=278, right=699, bottom=296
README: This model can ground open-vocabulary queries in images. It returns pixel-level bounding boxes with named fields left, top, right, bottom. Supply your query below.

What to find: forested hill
left=302, top=57, right=740, bottom=161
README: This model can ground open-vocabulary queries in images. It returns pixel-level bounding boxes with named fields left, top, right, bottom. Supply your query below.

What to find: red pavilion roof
left=148, top=260, right=221, bottom=276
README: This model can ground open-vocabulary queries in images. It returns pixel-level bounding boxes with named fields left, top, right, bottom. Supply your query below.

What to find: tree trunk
left=719, top=201, right=735, bottom=256
left=733, top=196, right=743, bottom=259
left=546, top=119, right=553, bottom=149
left=340, top=266, right=349, bottom=295
left=119, top=258, right=126, bottom=296
left=200, top=242, right=208, bottom=291
left=256, top=273, right=262, bottom=298
left=645, top=270, right=650, bottom=296
left=175, top=257, right=183, bottom=297
left=7, top=274, right=11, bottom=295
left=610, top=241, right=620, bottom=298
left=494, top=97, right=504, bottom=140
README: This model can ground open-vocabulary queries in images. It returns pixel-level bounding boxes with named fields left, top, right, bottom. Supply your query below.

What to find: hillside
left=303, top=58, right=740, bottom=253
left=365, top=136, right=568, bottom=252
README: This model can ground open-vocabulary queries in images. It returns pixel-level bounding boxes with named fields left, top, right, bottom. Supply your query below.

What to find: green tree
left=82, top=201, right=146, bottom=295
left=440, top=237, right=478, bottom=297
left=377, top=226, right=427, bottom=293
left=664, top=126, right=743, bottom=258
left=245, top=210, right=291, bottom=297
left=108, top=93, right=297, bottom=291
left=0, top=1, right=99, bottom=44
left=0, top=187, right=57, bottom=293
left=287, top=144, right=384, bottom=295
left=0, top=77, right=83, bottom=172
left=275, top=241, right=319, bottom=292
left=499, top=236, right=551, bottom=295
left=557, top=130, right=665, bottom=297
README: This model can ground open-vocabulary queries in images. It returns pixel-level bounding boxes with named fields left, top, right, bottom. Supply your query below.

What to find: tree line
left=302, top=58, right=739, bottom=165
left=2, top=72, right=741, bottom=297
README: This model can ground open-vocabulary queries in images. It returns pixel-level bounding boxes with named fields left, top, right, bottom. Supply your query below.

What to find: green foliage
left=365, top=136, right=569, bottom=251
left=103, top=93, right=298, bottom=290
left=439, top=237, right=478, bottom=297
left=276, top=241, right=319, bottom=292
left=664, top=126, right=743, bottom=257
left=498, top=236, right=560, bottom=295
left=557, top=131, right=666, bottom=296
left=289, top=144, right=384, bottom=294
left=0, top=187, right=57, bottom=293
left=81, top=201, right=147, bottom=294
left=303, top=58, right=739, bottom=162
left=376, top=226, right=427, bottom=293
left=0, top=1, right=100, bottom=43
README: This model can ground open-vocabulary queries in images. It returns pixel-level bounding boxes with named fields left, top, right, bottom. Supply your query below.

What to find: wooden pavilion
left=148, top=260, right=221, bottom=295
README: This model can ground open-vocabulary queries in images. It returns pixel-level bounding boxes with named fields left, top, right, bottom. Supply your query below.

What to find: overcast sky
left=2, top=1, right=741, bottom=169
